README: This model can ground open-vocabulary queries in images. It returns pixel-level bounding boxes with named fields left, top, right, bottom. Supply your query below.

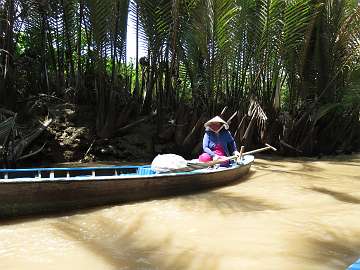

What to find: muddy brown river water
left=0, top=155, right=359, bottom=270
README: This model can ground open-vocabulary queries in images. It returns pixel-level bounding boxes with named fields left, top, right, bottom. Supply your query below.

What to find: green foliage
left=343, top=69, right=360, bottom=108
left=1, top=0, right=359, bottom=154
left=134, top=0, right=172, bottom=56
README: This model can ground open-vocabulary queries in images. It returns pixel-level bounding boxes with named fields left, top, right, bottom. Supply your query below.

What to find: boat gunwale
left=0, top=163, right=252, bottom=183
left=0, top=156, right=254, bottom=173
left=0, top=156, right=254, bottom=183
left=0, top=165, right=144, bottom=173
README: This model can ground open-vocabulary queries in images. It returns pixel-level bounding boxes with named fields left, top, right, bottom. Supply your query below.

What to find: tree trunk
left=0, top=0, right=16, bottom=109
left=62, top=0, right=76, bottom=88
left=134, top=2, right=140, bottom=97
left=76, top=0, right=84, bottom=95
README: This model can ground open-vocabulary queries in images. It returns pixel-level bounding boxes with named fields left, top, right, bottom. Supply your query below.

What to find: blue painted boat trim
left=0, top=165, right=146, bottom=173
left=347, top=258, right=360, bottom=270
left=0, top=155, right=254, bottom=182
left=0, top=155, right=254, bottom=173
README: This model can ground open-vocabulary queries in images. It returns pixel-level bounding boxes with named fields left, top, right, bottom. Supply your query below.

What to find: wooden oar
left=242, top=143, right=277, bottom=156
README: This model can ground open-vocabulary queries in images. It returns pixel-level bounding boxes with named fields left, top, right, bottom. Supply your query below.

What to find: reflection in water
left=0, top=155, right=359, bottom=270
left=289, top=226, right=360, bottom=269
left=176, top=191, right=284, bottom=214
left=308, top=187, right=360, bottom=204
left=53, top=216, right=218, bottom=270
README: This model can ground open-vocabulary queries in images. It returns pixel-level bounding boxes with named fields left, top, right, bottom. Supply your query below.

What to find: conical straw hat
left=204, top=116, right=229, bottom=130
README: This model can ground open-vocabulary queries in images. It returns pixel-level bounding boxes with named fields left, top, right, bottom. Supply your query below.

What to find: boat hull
left=0, top=158, right=253, bottom=218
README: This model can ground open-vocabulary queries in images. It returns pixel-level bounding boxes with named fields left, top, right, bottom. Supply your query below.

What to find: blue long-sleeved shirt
left=202, top=129, right=237, bottom=157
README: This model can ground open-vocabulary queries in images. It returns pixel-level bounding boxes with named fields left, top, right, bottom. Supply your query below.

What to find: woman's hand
left=233, top=151, right=242, bottom=163
left=213, top=155, right=220, bottom=161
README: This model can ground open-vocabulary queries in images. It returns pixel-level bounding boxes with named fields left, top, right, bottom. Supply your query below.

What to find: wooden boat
left=0, top=155, right=254, bottom=218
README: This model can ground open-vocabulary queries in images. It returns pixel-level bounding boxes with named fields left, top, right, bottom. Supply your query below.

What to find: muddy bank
left=27, top=104, right=175, bottom=166
left=17, top=102, right=359, bottom=167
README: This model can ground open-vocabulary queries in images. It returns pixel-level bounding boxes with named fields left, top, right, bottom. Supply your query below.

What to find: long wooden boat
left=0, top=155, right=254, bottom=218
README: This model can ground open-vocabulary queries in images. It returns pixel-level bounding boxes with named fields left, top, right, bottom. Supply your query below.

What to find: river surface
left=0, top=155, right=359, bottom=270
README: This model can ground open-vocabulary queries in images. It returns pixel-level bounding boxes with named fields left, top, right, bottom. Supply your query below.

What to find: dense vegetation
left=0, top=0, right=359, bottom=164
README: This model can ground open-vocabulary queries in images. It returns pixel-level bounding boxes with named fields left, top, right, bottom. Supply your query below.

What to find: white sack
left=151, top=154, right=188, bottom=173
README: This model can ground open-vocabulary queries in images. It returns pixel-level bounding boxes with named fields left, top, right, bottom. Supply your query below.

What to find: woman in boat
left=199, top=116, right=241, bottom=163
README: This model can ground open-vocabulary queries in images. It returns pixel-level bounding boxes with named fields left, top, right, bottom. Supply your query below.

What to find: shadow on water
left=326, top=162, right=360, bottom=167
left=256, top=159, right=323, bottom=172
left=306, top=187, right=360, bottom=204
left=176, top=191, right=284, bottom=215
left=256, top=156, right=360, bottom=173
left=253, top=167, right=328, bottom=179
left=173, top=170, right=283, bottom=214
left=300, top=162, right=324, bottom=172
left=253, top=161, right=285, bottom=169
left=53, top=215, right=219, bottom=270
left=292, top=226, right=360, bottom=269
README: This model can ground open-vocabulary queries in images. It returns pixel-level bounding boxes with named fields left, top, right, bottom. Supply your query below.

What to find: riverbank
left=17, top=101, right=358, bottom=168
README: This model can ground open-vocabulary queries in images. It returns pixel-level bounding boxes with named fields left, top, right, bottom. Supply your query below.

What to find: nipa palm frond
left=135, top=0, right=172, bottom=57
left=248, top=97, right=268, bottom=132
left=0, top=115, right=16, bottom=147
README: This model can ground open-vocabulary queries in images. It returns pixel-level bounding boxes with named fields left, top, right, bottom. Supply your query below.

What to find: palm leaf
left=283, top=0, right=312, bottom=51
left=135, top=0, right=172, bottom=57
left=0, top=116, right=16, bottom=146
